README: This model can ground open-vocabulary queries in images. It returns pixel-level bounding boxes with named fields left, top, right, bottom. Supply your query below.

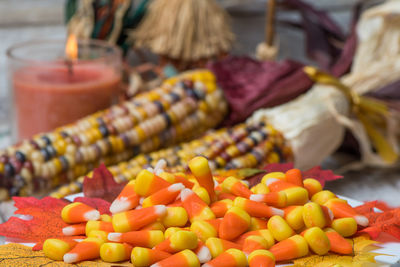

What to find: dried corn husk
left=132, top=0, right=235, bottom=62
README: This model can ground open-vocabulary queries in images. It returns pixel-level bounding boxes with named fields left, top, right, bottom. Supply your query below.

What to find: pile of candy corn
left=43, top=156, right=369, bottom=266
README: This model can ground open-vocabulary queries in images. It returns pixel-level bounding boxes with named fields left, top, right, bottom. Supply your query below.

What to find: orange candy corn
left=302, top=227, right=330, bottom=255
left=151, top=249, right=200, bottom=267
left=142, top=183, right=185, bottom=207
left=283, top=206, right=305, bottom=231
left=154, top=231, right=198, bottom=253
left=303, top=178, right=322, bottom=197
left=110, top=180, right=140, bottom=214
left=269, top=235, right=309, bottom=261
left=285, top=169, right=303, bottom=187
left=324, top=228, right=353, bottom=254
left=249, top=191, right=287, bottom=208
left=100, top=242, right=133, bottom=262
left=131, top=247, right=172, bottom=267
left=302, top=202, right=328, bottom=229
left=62, top=223, right=86, bottom=236
left=43, top=238, right=77, bottom=261
left=248, top=249, right=275, bottom=267
left=217, top=192, right=237, bottom=201
left=205, top=237, right=242, bottom=258
left=193, top=240, right=212, bottom=263
left=108, top=230, right=165, bottom=248
left=135, top=169, right=172, bottom=197
left=63, top=237, right=104, bottom=263
left=61, top=202, right=100, bottom=223
left=221, top=176, right=252, bottom=198
left=219, top=207, right=250, bottom=240
left=173, top=173, right=195, bottom=189
left=265, top=178, right=309, bottom=206
left=190, top=219, right=221, bottom=242
left=234, top=197, right=284, bottom=218
left=181, top=189, right=215, bottom=222
left=188, top=156, right=217, bottom=203
left=243, top=235, right=269, bottom=254
left=311, top=190, right=337, bottom=205
left=202, top=248, right=247, bottom=267
left=112, top=205, right=167, bottom=232
left=210, top=199, right=233, bottom=217
left=141, top=221, right=166, bottom=231
left=267, top=215, right=295, bottom=242
left=85, top=221, right=114, bottom=236
left=324, top=198, right=369, bottom=226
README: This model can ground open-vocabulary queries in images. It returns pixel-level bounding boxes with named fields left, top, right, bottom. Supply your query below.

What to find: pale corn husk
left=131, top=0, right=235, bottom=62
left=67, top=0, right=95, bottom=39
left=248, top=85, right=349, bottom=170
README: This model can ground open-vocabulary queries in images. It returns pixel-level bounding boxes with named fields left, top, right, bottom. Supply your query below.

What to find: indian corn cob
left=0, top=70, right=227, bottom=200
left=51, top=122, right=292, bottom=198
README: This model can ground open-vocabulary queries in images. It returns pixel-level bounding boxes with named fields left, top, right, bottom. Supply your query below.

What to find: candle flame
left=65, top=34, right=78, bottom=60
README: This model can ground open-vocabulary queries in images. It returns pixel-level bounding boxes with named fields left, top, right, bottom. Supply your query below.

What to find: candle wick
left=65, top=59, right=74, bottom=76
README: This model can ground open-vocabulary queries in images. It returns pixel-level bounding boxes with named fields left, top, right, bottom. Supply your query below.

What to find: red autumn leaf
left=74, top=196, right=111, bottom=215
left=83, top=163, right=127, bottom=202
left=0, top=197, right=84, bottom=251
left=302, top=166, right=343, bottom=186
left=355, top=201, right=400, bottom=240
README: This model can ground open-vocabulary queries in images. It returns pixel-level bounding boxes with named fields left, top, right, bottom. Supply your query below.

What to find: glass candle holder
left=7, top=39, right=122, bottom=141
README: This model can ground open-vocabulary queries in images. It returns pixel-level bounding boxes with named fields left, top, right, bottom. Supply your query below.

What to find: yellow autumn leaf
left=0, top=243, right=130, bottom=267
left=292, top=236, right=387, bottom=267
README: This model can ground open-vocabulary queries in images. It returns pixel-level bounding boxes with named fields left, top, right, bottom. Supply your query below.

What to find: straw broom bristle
left=131, top=0, right=235, bottom=62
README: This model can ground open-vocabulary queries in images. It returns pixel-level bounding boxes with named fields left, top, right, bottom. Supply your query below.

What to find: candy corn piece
left=43, top=238, right=77, bottom=261
left=181, top=189, right=215, bottom=222
left=131, top=247, right=172, bottom=267
left=100, top=214, right=112, bottom=222
left=249, top=191, right=287, bottom=208
left=217, top=192, right=236, bottom=201
left=154, top=231, right=198, bottom=253
left=249, top=217, right=269, bottom=230
left=164, top=227, right=190, bottom=239
left=219, top=207, right=251, bottom=240
left=86, top=221, right=114, bottom=236
left=283, top=206, right=305, bottom=231
left=269, top=235, right=309, bottom=261
left=112, top=205, right=167, bottom=232
left=311, top=190, right=337, bottom=205
left=267, top=215, right=295, bottom=241
left=243, top=235, right=269, bottom=254
left=188, top=156, right=217, bottom=202
left=303, top=178, right=322, bottom=197
left=210, top=199, right=233, bottom=217
left=100, top=242, right=133, bottom=262
left=265, top=179, right=309, bottom=206
left=234, top=229, right=275, bottom=247
left=324, top=198, right=369, bottom=226
left=151, top=249, right=200, bottom=267
left=302, top=202, right=328, bottom=229
left=62, top=223, right=86, bottom=236
left=190, top=219, right=221, bottom=242
left=285, top=169, right=303, bottom=187
left=63, top=237, right=104, bottom=263
left=234, top=197, right=284, bottom=218
left=108, top=230, right=164, bottom=248
left=142, top=183, right=185, bottom=207
left=162, top=207, right=189, bottom=228
left=324, top=228, right=353, bottom=254
left=261, top=172, right=286, bottom=184
left=331, top=217, right=358, bottom=237
left=248, top=250, right=275, bottom=267
left=110, top=180, right=140, bottom=214
left=302, top=227, right=330, bottom=255
left=221, top=176, right=252, bottom=198
left=61, top=202, right=100, bottom=223
left=202, top=248, right=247, bottom=267
left=194, top=241, right=212, bottom=263
left=205, top=237, right=242, bottom=258
left=135, top=169, right=172, bottom=197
